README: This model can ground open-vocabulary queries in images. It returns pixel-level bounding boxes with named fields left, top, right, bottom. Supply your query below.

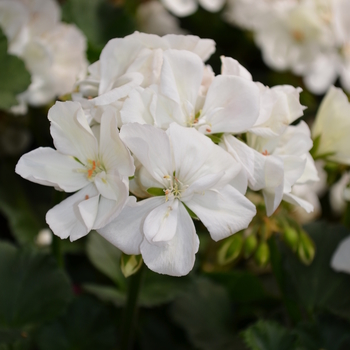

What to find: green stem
left=121, top=263, right=145, bottom=350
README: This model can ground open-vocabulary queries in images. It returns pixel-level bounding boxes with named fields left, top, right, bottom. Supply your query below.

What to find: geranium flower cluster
left=0, top=0, right=87, bottom=113
left=161, top=0, right=226, bottom=17
left=16, top=32, right=318, bottom=276
left=225, top=0, right=350, bottom=94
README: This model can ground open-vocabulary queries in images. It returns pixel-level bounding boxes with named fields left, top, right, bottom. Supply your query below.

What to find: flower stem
left=121, top=263, right=145, bottom=350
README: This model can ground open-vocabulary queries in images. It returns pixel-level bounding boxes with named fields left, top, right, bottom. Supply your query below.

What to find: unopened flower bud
left=217, top=233, right=243, bottom=265
left=36, top=228, right=53, bottom=247
left=243, top=234, right=258, bottom=258
left=297, top=231, right=315, bottom=265
left=254, top=242, right=270, bottom=267
left=121, top=254, right=143, bottom=278
left=283, top=227, right=299, bottom=252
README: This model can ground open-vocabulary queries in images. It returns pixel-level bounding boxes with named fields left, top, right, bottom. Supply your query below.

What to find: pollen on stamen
left=262, top=150, right=269, bottom=156
left=85, top=195, right=89, bottom=200
left=206, top=128, right=211, bottom=133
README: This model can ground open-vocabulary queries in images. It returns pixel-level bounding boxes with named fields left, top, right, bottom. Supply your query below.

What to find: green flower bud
left=243, top=234, right=258, bottom=258
left=254, top=242, right=270, bottom=267
left=217, top=233, right=243, bottom=265
left=298, top=231, right=315, bottom=265
left=283, top=226, right=299, bottom=252
left=121, top=254, right=143, bottom=278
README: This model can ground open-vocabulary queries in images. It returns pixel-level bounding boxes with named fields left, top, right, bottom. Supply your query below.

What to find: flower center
left=75, top=158, right=105, bottom=181
left=163, top=174, right=188, bottom=201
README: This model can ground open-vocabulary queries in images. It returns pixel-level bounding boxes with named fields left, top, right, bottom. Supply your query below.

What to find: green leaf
left=62, top=0, right=135, bottom=62
left=205, top=270, right=268, bottom=303
left=36, top=296, right=116, bottom=350
left=0, top=161, right=44, bottom=246
left=146, top=187, right=164, bottom=197
left=295, top=314, right=350, bottom=350
left=84, top=269, right=191, bottom=308
left=83, top=284, right=126, bottom=307
left=171, top=278, right=236, bottom=350
left=280, top=222, right=350, bottom=319
left=242, top=320, right=296, bottom=350
left=86, top=231, right=125, bottom=288
left=0, top=242, right=73, bottom=345
left=0, top=28, right=31, bottom=110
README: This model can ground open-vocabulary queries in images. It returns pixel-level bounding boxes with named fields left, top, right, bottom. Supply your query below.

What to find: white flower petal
left=144, top=198, right=179, bottom=242
left=97, top=196, right=165, bottom=255
left=78, top=194, right=100, bottom=231
left=140, top=201, right=199, bottom=276
left=48, top=101, right=98, bottom=162
left=220, top=56, right=252, bottom=80
left=282, top=192, right=314, bottom=213
left=161, top=0, right=198, bottom=17
left=46, top=184, right=98, bottom=241
left=120, top=123, right=172, bottom=185
left=199, top=0, right=225, bottom=12
left=99, top=109, right=134, bottom=177
left=185, top=185, right=256, bottom=241
left=201, top=75, right=260, bottom=134
left=331, top=235, right=350, bottom=274
left=160, top=49, right=203, bottom=112
left=15, top=147, right=90, bottom=192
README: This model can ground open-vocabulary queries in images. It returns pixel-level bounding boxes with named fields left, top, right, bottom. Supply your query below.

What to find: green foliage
left=86, top=231, right=125, bottom=288
left=0, top=242, right=73, bottom=347
left=281, top=222, right=350, bottom=319
left=0, top=161, right=48, bottom=246
left=171, top=278, right=236, bottom=350
left=0, top=28, right=31, bottom=110
left=62, top=0, right=135, bottom=62
left=146, top=187, right=164, bottom=196
left=217, top=233, right=243, bottom=265
left=36, top=296, right=116, bottom=350
left=242, top=320, right=297, bottom=350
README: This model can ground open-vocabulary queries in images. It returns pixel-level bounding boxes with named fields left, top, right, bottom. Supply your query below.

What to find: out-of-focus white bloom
left=120, top=50, right=260, bottom=134
left=136, top=1, right=186, bottom=36
left=330, top=172, right=350, bottom=215
left=291, top=160, right=327, bottom=223
left=161, top=0, right=226, bottom=17
left=98, top=123, right=256, bottom=276
left=0, top=0, right=87, bottom=113
left=74, top=31, right=215, bottom=125
left=36, top=228, right=53, bottom=246
left=222, top=121, right=318, bottom=216
left=224, top=0, right=350, bottom=94
left=15, top=101, right=134, bottom=241
left=312, top=86, right=350, bottom=165
left=331, top=234, right=350, bottom=274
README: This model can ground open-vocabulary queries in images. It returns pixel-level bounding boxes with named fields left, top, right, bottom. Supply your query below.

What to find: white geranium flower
left=221, top=121, right=318, bottom=216
left=15, top=101, right=134, bottom=241
left=0, top=0, right=87, bottom=113
left=161, top=0, right=226, bottom=17
left=329, top=172, right=350, bottom=216
left=136, top=1, right=186, bottom=36
left=312, top=86, right=350, bottom=165
left=97, top=123, right=256, bottom=276
left=74, top=31, right=215, bottom=125
left=331, top=232, right=350, bottom=274
left=221, top=56, right=305, bottom=137
left=121, top=50, right=260, bottom=134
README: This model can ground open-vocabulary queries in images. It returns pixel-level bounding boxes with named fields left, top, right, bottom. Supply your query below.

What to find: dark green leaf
left=0, top=28, right=31, bottom=110
left=36, top=296, right=116, bottom=350
left=0, top=242, right=73, bottom=345
left=242, top=320, right=296, bottom=350
left=295, top=314, right=350, bottom=350
left=281, top=222, right=350, bottom=319
left=171, top=277, right=235, bottom=350
left=86, top=231, right=125, bottom=288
